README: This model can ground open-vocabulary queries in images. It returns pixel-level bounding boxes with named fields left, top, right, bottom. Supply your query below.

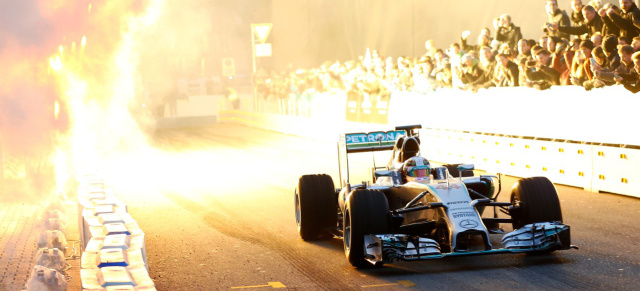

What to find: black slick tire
left=295, top=174, right=337, bottom=240
left=510, top=176, right=563, bottom=229
left=343, top=189, right=390, bottom=268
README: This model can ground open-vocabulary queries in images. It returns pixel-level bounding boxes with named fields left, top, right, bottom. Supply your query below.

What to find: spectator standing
left=470, top=46, right=498, bottom=90
left=525, top=49, right=561, bottom=89
left=425, top=40, right=437, bottom=59
left=433, top=49, right=452, bottom=88
left=592, top=32, right=604, bottom=46
left=583, top=46, right=614, bottom=89
left=516, top=39, right=533, bottom=63
left=551, top=40, right=571, bottom=84
left=448, top=43, right=466, bottom=88
left=621, top=51, right=640, bottom=92
left=619, top=36, right=631, bottom=45
left=632, top=36, right=640, bottom=50
left=552, top=5, right=604, bottom=39
left=605, top=0, right=640, bottom=37
left=495, top=53, right=520, bottom=87
left=571, top=40, right=595, bottom=86
left=602, top=34, right=622, bottom=70
left=480, top=27, right=493, bottom=40
left=571, top=0, right=586, bottom=26
left=589, top=0, right=603, bottom=11
left=600, top=45, right=636, bottom=83
left=540, top=35, right=551, bottom=51
left=545, top=0, right=571, bottom=39
left=458, top=53, right=485, bottom=88
left=547, top=36, right=562, bottom=53
left=495, top=14, right=523, bottom=50
left=461, top=30, right=492, bottom=53
left=599, top=4, right=622, bottom=36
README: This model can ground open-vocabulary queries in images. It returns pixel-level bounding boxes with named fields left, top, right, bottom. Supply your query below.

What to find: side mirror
left=374, top=170, right=392, bottom=177
left=457, top=164, right=475, bottom=172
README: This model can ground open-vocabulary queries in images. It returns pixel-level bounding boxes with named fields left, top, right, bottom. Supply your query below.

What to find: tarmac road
left=114, top=123, right=640, bottom=290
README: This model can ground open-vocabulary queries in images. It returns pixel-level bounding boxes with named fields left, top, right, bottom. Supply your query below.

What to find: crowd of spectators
left=256, top=0, right=640, bottom=102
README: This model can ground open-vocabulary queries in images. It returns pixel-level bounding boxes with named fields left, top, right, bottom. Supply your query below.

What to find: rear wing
left=344, top=130, right=405, bottom=153
left=338, top=125, right=421, bottom=188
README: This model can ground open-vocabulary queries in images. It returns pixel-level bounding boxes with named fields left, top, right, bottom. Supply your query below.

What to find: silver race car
left=295, top=125, right=576, bottom=267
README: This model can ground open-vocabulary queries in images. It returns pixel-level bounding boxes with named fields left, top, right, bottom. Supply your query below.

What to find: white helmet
left=402, top=156, right=431, bottom=182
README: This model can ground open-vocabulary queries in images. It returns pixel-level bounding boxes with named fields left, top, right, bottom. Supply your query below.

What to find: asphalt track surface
left=117, top=123, right=640, bottom=290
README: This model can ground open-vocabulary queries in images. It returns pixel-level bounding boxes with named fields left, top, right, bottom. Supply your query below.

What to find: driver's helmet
left=402, top=156, right=431, bottom=182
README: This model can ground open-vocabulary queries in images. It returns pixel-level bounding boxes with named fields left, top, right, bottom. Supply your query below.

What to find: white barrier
left=419, top=128, right=640, bottom=198
left=77, top=176, right=155, bottom=290
left=220, top=100, right=640, bottom=198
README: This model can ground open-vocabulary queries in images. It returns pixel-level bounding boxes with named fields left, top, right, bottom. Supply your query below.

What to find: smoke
left=135, top=0, right=214, bottom=107
left=0, top=0, right=246, bottom=202
left=0, top=0, right=147, bottom=200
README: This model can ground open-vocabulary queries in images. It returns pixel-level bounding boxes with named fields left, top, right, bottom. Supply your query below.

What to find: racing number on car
left=435, top=184, right=461, bottom=190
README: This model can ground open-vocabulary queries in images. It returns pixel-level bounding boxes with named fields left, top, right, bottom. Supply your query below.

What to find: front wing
left=364, top=222, right=575, bottom=265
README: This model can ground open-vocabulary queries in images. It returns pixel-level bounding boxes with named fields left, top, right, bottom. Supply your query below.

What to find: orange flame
left=3, top=0, right=223, bottom=200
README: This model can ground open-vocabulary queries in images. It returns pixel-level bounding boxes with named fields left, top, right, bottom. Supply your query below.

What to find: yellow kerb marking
left=398, top=280, right=417, bottom=287
left=362, top=280, right=416, bottom=288
left=268, top=282, right=286, bottom=288
left=231, top=282, right=286, bottom=289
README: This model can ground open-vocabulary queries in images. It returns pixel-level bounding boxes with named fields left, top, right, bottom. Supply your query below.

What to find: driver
left=402, top=156, right=431, bottom=182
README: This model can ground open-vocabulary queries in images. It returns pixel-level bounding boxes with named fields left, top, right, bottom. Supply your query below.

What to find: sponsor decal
left=345, top=130, right=405, bottom=144
left=345, top=133, right=368, bottom=144
left=435, top=184, right=461, bottom=190
left=459, top=219, right=479, bottom=229
left=446, top=201, right=469, bottom=205
left=452, top=212, right=476, bottom=219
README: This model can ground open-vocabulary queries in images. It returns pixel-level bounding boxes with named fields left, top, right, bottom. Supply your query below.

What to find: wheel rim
left=510, top=192, right=523, bottom=227
left=344, top=210, right=351, bottom=252
left=295, top=191, right=301, bottom=227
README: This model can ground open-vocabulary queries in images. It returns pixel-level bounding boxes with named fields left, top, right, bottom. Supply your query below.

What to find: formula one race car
left=295, top=125, right=576, bottom=267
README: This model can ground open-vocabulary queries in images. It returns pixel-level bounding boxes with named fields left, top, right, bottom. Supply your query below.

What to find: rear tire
left=295, top=174, right=337, bottom=240
left=510, top=176, right=563, bottom=229
left=343, top=189, right=390, bottom=268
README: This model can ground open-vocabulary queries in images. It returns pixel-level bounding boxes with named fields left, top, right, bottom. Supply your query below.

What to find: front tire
left=510, top=176, right=563, bottom=229
left=295, top=174, right=337, bottom=240
left=343, top=189, right=390, bottom=268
